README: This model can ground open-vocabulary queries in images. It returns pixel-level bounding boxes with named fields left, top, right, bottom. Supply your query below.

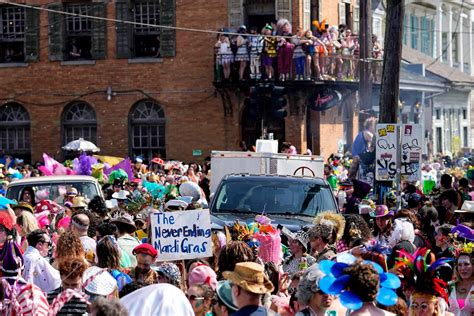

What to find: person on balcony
left=235, top=26, right=249, bottom=81
left=276, top=19, right=294, bottom=82
left=372, top=34, right=383, bottom=80
left=328, top=26, right=343, bottom=79
left=341, top=29, right=356, bottom=80
left=303, top=30, right=316, bottom=80
left=248, top=27, right=264, bottom=80
left=262, top=25, right=277, bottom=81
left=292, top=28, right=311, bottom=80
left=215, top=33, right=232, bottom=81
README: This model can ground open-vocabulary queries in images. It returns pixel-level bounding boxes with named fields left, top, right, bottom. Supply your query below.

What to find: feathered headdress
left=395, top=248, right=453, bottom=304
left=313, top=211, right=345, bottom=242
left=233, top=221, right=255, bottom=242
left=312, top=19, right=327, bottom=33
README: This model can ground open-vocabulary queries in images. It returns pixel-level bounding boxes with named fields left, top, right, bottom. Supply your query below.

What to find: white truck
left=210, top=150, right=324, bottom=193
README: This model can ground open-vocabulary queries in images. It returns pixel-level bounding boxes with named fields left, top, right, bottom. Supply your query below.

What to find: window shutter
left=91, top=3, right=107, bottom=60
left=228, top=0, right=243, bottom=28
left=338, top=2, right=346, bottom=25
left=24, top=7, right=40, bottom=62
left=275, top=0, right=291, bottom=23
left=47, top=3, right=64, bottom=61
left=116, top=0, right=132, bottom=59
left=353, top=5, right=360, bottom=34
left=160, top=0, right=176, bottom=57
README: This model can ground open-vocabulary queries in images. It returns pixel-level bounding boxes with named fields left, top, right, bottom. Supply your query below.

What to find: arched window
left=129, top=100, right=166, bottom=161
left=62, top=102, right=97, bottom=145
left=0, top=103, right=30, bottom=155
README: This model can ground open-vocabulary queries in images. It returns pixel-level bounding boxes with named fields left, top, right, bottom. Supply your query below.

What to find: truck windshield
left=213, top=179, right=337, bottom=217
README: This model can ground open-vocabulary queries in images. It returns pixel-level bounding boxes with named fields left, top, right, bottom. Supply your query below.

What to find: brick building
left=0, top=0, right=364, bottom=163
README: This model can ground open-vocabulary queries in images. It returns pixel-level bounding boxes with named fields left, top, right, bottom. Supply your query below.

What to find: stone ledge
left=0, top=63, right=28, bottom=68
left=60, top=60, right=96, bottom=66
left=128, top=58, right=163, bottom=64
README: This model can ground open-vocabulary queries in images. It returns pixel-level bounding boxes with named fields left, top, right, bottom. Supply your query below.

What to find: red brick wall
left=1, top=0, right=354, bottom=163
left=0, top=0, right=228, bottom=162
left=319, top=106, right=344, bottom=159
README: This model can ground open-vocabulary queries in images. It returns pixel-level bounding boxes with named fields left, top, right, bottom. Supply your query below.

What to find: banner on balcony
left=307, top=89, right=342, bottom=111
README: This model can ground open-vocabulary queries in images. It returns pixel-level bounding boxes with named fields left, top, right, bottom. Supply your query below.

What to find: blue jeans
left=294, top=56, right=305, bottom=76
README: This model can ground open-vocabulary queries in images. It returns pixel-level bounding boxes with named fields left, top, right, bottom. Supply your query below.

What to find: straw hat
left=71, top=196, right=87, bottom=209
left=15, top=201, right=34, bottom=213
left=82, top=266, right=117, bottom=296
left=223, top=262, right=274, bottom=294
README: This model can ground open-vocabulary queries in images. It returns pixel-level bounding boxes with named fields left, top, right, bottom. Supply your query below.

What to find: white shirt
left=117, top=235, right=140, bottom=268
left=79, top=235, right=97, bottom=263
left=23, top=246, right=61, bottom=293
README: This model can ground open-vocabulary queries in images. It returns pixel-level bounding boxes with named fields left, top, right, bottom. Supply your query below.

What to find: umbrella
left=62, top=138, right=100, bottom=153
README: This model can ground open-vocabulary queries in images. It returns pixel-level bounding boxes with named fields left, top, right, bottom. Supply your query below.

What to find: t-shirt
left=47, top=287, right=88, bottom=316
left=233, top=305, right=279, bottom=316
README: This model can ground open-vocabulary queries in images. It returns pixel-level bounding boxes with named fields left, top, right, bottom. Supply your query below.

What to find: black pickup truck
left=210, top=174, right=339, bottom=232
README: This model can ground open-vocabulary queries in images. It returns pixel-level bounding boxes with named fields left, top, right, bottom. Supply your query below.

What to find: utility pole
left=359, top=0, right=373, bottom=130
left=376, top=0, right=405, bottom=204
left=379, top=0, right=405, bottom=123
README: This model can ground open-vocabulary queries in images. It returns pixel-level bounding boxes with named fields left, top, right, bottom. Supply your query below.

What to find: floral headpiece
left=319, top=254, right=400, bottom=310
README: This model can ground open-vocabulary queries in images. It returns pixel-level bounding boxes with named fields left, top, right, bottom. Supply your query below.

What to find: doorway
left=247, top=14, right=275, bottom=31
left=241, top=96, right=286, bottom=148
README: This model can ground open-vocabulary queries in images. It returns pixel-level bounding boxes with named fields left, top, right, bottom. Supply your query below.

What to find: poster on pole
left=375, top=123, right=398, bottom=181
left=401, top=124, right=423, bottom=183
left=151, top=209, right=213, bottom=261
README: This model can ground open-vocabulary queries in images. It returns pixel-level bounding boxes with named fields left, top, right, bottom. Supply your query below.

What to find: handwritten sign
left=375, top=124, right=399, bottom=181
left=151, top=209, right=213, bottom=261
left=401, top=124, right=423, bottom=182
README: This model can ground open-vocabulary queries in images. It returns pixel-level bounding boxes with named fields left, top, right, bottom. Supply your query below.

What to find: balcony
left=213, top=52, right=383, bottom=89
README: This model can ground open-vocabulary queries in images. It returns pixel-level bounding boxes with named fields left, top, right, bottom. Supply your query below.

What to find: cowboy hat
left=71, top=196, right=87, bottom=209
left=455, top=201, right=474, bottom=213
left=370, top=205, right=394, bottom=218
left=110, top=216, right=136, bottom=234
left=223, top=262, right=274, bottom=294
left=112, top=190, right=130, bottom=200
left=164, top=199, right=189, bottom=210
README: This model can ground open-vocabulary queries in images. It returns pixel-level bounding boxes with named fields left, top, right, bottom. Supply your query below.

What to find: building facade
left=0, top=0, right=372, bottom=163
left=401, top=0, right=474, bottom=155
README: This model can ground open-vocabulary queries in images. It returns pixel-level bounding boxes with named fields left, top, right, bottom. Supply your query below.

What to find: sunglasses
left=247, top=240, right=261, bottom=248
left=187, top=295, right=205, bottom=301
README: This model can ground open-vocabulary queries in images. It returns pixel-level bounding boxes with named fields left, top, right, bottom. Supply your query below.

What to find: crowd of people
left=214, top=19, right=383, bottom=82
left=0, top=144, right=471, bottom=315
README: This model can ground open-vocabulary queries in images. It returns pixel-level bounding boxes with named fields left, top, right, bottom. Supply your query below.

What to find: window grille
left=0, top=103, right=30, bottom=153
left=130, top=100, right=166, bottom=160
left=62, top=102, right=97, bottom=144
